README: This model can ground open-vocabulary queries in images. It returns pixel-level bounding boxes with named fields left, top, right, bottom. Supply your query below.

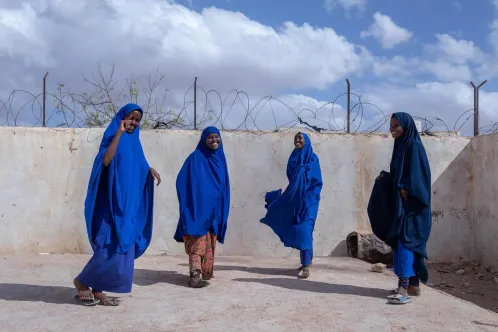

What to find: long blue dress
left=77, top=103, right=154, bottom=293
left=260, top=133, right=323, bottom=266
left=367, top=112, right=432, bottom=283
left=174, top=126, right=230, bottom=244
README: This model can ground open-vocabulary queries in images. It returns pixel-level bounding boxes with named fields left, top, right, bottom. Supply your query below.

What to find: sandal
left=189, top=271, right=209, bottom=288
left=98, top=297, right=121, bottom=306
left=93, top=292, right=121, bottom=306
left=387, top=294, right=412, bottom=305
left=202, top=272, right=214, bottom=281
left=74, top=290, right=100, bottom=306
left=298, top=268, right=310, bottom=279
left=407, top=285, right=421, bottom=296
left=297, top=263, right=312, bottom=271
left=391, top=286, right=421, bottom=296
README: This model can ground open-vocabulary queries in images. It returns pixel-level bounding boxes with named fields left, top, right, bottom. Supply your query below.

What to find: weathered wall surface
left=470, top=134, right=498, bottom=267
left=0, top=127, right=472, bottom=262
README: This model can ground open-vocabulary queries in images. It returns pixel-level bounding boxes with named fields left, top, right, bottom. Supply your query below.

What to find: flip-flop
left=98, top=297, right=121, bottom=306
left=387, top=294, right=411, bottom=305
left=74, top=293, right=100, bottom=306
left=92, top=292, right=122, bottom=306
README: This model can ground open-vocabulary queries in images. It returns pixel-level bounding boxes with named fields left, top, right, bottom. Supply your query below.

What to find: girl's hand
left=400, top=188, right=409, bottom=201
left=119, top=120, right=132, bottom=133
left=150, top=167, right=161, bottom=186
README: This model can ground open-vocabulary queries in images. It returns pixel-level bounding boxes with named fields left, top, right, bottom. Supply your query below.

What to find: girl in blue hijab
left=73, top=103, right=161, bottom=306
left=174, top=126, right=230, bottom=288
left=260, top=132, right=323, bottom=278
left=368, top=112, right=431, bottom=305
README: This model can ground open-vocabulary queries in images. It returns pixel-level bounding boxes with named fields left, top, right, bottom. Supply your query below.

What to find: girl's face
left=294, top=133, right=305, bottom=150
left=205, top=133, right=221, bottom=150
left=389, top=117, right=403, bottom=139
left=124, top=110, right=142, bottom=133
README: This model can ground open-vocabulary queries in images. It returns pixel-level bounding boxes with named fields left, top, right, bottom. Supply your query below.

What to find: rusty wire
left=1, top=86, right=496, bottom=136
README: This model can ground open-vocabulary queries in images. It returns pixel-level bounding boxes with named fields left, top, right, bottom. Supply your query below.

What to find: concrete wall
left=470, top=134, right=498, bottom=267
left=0, top=127, right=472, bottom=262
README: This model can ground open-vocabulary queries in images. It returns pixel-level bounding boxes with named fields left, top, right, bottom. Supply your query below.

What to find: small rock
left=455, top=269, right=465, bottom=275
left=369, top=263, right=386, bottom=273
left=494, top=277, right=498, bottom=284
left=463, top=282, right=470, bottom=288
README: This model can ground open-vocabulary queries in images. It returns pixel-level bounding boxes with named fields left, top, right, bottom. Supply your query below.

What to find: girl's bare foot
left=73, top=278, right=99, bottom=306
left=92, top=291, right=121, bottom=306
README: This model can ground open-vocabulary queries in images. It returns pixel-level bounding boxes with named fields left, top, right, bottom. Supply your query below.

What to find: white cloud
left=0, top=0, right=372, bottom=128
left=324, top=0, right=366, bottom=13
left=1, top=0, right=498, bottom=136
left=0, top=0, right=367, bottom=95
left=372, top=56, right=419, bottom=79
left=361, top=12, right=413, bottom=49
left=427, top=34, right=483, bottom=64
left=421, top=60, right=472, bottom=82
left=360, top=81, right=498, bottom=134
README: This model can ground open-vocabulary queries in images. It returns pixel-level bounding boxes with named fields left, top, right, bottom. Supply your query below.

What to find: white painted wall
left=0, top=127, right=472, bottom=263
left=470, top=134, right=498, bottom=267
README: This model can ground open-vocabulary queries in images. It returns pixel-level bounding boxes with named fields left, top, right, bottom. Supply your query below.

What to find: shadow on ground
left=233, top=277, right=388, bottom=299
left=178, top=262, right=366, bottom=277
left=472, top=321, right=498, bottom=328
left=133, top=269, right=189, bottom=288
left=0, top=283, right=77, bottom=305
left=213, top=265, right=298, bottom=277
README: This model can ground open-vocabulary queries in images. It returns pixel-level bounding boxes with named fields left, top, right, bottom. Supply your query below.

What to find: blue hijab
left=368, top=112, right=431, bottom=282
left=174, top=126, right=231, bottom=243
left=84, top=103, right=154, bottom=259
left=260, top=133, right=323, bottom=250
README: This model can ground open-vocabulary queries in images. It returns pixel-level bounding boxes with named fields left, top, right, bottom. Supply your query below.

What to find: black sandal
left=189, top=270, right=209, bottom=288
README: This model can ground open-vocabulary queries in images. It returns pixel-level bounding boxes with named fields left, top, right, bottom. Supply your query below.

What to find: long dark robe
left=367, top=112, right=432, bottom=283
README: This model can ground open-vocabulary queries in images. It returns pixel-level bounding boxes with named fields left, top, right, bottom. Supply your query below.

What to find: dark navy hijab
left=84, top=103, right=154, bottom=258
left=389, top=112, right=431, bottom=219
left=174, top=126, right=230, bottom=243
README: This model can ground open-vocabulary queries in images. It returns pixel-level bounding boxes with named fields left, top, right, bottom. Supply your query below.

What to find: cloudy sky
left=1, top=0, right=498, bottom=134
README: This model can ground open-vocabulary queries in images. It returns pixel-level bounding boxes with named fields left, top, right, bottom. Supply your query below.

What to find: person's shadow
left=178, top=262, right=371, bottom=278
left=233, top=277, right=388, bottom=299
left=133, top=269, right=189, bottom=288
left=210, top=265, right=297, bottom=277
left=0, top=283, right=78, bottom=305
left=0, top=269, right=190, bottom=305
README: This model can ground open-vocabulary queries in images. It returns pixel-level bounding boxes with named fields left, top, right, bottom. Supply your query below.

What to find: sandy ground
left=428, top=262, right=498, bottom=313
left=0, top=255, right=498, bottom=332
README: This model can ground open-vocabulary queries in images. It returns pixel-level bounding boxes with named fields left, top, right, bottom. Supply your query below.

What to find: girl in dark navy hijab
left=73, top=103, right=161, bottom=306
left=368, top=112, right=431, bottom=305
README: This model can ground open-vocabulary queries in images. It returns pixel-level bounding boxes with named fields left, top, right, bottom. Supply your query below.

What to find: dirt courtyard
left=0, top=254, right=497, bottom=332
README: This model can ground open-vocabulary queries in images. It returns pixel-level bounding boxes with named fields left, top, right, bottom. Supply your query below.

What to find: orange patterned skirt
left=183, top=233, right=217, bottom=278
